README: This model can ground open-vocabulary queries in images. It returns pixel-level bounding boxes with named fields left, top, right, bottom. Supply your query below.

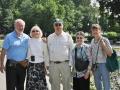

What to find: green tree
left=97, top=0, right=120, bottom=33
left=0, top=0, right=17, bottom=33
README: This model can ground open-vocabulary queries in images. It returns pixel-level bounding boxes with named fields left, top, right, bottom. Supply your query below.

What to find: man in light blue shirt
left=3, top=30, right=29, bottom=61
left=0, top=19, right=29, bottom=90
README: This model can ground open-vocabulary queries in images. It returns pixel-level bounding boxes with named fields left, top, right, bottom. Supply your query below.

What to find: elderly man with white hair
left=0, top=19, right=29, bottom=90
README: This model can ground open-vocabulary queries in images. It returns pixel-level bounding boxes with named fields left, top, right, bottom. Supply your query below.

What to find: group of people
left=0, top=18, right=113, bottom=90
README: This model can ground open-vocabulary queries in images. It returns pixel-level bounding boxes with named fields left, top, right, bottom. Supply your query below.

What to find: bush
left=106, top=32, right=117, bottom=39
left=106, top=32, right=118, bottom=43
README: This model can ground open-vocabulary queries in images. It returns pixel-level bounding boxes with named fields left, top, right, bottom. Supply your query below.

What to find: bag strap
left=75, top=47, right=77, bottom=60
left=93, top=39, right=100, bottom=64
left=75, top=46, right=84, bottom=60
left=95, top=45, right=99, bottom=64
left=82, top=46, right=89, bottom=61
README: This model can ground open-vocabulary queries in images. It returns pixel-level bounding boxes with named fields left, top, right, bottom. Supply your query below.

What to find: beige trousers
left=49, top=62, right=71, bottom=90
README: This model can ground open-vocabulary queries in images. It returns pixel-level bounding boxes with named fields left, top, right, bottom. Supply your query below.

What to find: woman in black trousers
left=70, top=31, right=92, bottom=90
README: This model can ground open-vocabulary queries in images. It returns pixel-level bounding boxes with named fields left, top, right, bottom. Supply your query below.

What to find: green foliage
left=97, top=0, right=120, bottom=33
left=106, top=32, right=118, bottom=42
left=0, top=40, right=3, bottom=49
left=0, top=0, right=109, bottom=36
left=107, top=32, right=117, bottom=37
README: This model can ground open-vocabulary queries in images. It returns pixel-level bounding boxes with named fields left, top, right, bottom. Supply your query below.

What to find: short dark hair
left=91, top=24, right=101, bottom=30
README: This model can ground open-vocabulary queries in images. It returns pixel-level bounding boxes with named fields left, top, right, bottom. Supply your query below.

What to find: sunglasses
left=76, top=37, right=84, bottom=39
left=32, top=30, right=39, bottom=33
left=55, top=23, right=62, bottom=27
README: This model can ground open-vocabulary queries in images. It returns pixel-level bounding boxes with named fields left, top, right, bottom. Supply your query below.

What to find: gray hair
left=76, top=31, right=85, bottom=37
left=14, top=19, right=25, bottom=26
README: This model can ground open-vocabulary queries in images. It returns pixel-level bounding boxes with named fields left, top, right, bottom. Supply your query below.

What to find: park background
left=0, top=0, right=120, bottom=90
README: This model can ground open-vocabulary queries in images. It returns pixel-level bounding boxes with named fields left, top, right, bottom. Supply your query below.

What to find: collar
left=13, top=31, right=24, bottom=38
left=54, top=31, right=66, bottom=37
left=76, top=43, right=85, bottom=48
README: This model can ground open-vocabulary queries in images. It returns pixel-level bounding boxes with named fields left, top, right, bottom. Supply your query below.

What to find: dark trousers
left=6, top=60, right=26, bottom=90
left=73, top=76, right=90, bottom=90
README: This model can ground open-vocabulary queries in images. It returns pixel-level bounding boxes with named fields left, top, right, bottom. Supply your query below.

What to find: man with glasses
left=0, top=19, right=29, bottom=90
left=47, top=18, right=74, bottom=90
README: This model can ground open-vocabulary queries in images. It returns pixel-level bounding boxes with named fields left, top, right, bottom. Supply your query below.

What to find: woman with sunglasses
left=25, top=25, right=49, bottom=90
left=70, top=31, right=92, bottom=90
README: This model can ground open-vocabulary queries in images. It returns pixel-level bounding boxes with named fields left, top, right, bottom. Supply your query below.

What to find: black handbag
left=74, top=47, right=89, bottom=72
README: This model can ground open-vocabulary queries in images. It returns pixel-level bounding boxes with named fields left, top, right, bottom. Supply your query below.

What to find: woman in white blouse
left=26, top=25, right=48, bottom=90
left=71, top=31, right=92, bottom=90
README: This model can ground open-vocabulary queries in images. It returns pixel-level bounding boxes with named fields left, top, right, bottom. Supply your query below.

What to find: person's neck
left=15, top=31, right=23, bottom=37
left=94, top=35, right=102, bottom=41
left=55, top=31, right=62, bottom=36
left=32, top=36, right=41, bottom=39
left=76, top=42, right=83, bottom=47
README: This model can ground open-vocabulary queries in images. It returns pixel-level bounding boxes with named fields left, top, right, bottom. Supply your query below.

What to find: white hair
left=14, top=19, right=25, bottom=26
left=30, top=25, right=43, bottom=38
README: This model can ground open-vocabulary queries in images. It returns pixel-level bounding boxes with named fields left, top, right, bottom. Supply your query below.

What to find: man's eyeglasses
left=55, top=23, right=62, bottom=27
left=32, top=30, right=39, bottom=33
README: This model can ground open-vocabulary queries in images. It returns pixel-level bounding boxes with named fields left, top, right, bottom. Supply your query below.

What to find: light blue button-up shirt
left=2, top=31, right=29, bottom=61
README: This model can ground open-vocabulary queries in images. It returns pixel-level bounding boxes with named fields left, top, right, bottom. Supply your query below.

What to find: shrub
left=106, top=32, right=118, bottom=43
left=106, top=32, right=118, bottom=39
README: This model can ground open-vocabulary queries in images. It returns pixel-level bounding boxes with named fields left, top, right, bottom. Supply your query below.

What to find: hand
left=100, top=39, right=106, bottom=48
left=0, top=64, right=5, bottom=73
left=46, top=66, right=49, bottom=70
left=89, top=70, right=93, bottom=77
left=84, top=70, right=90, bottom=79
left=42, top=37, right=47, bottom=43
left=45, top=66, right=49, bottom=76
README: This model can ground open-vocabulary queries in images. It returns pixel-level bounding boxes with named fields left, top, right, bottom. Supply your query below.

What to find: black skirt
left=26, top=62, right=48, bottom=90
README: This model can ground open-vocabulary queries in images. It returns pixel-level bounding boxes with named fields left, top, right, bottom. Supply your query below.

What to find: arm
left=0, top=48, right=6, bottom=73
left=0, top=35, right=10, bottom=73
left=87, top=45, right=92, bottom=71
left=84, top=45, right=92, bottom=79
left=43, top=42, right=49, bottom=68
left=26, top=40, right=31, bottom=60
left=68, top=34, right=74, bottom=66
left=100, top=38, right=113, bottom=56
left=69, top=49, right=74, bottom=67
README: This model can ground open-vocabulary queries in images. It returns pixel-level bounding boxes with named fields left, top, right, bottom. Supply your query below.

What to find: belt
left=50, top=60, right=69, bottom=64
left=7, top=59, right=18, bottom=63
left=7, top=59, right=26, bottom=63
left=7, top=59, right=18, bottom=67
left=29, top=62, right=44, bottom=66
left=7, top=59, right=27, bottom=65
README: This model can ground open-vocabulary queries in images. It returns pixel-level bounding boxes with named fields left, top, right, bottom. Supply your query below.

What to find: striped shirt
left=91, top=37, right=112, bottom=64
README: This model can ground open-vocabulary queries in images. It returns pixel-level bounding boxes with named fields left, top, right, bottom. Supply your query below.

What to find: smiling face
left=54, top=22, right=63, bottom=34
left=76, top=31, right=85, bottom=45
left=31, top=30, right=41, bottom=38
left=76, top=34, right=85, bottom=45
left=91, top=28, right=101, bottom=37
left=14, top=19, right=25, bottom=34
left=30, top=25, right=43, bottom=38
left=91, top=24, right=102, bottom=38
